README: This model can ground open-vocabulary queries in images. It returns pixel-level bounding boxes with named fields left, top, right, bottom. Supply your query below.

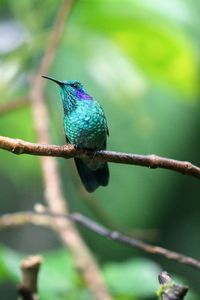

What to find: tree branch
left=0, top=211, right=53, bottom=230
left=69, top=212, right=200, bottom=271
left=18, top=256, right=42, bottom=300
left=1, top=135, right=200, bottom=180
left=157, top=272, right=188, bottom=300
left=1, top=211, right=200, bottom=272
left=27, top=0, right=112, bottom=299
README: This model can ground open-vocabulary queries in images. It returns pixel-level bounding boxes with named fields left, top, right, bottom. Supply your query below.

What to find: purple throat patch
left=76, top=90, right=93, bottom=100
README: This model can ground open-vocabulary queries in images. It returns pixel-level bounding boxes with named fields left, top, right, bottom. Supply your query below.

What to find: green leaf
left=70, top=0, right=198, bottom=97
left=103, top=257, right=161, bottom=298
left=0, top=245, right=22, bottom=282
left=39, top=249, right=79, bottom=300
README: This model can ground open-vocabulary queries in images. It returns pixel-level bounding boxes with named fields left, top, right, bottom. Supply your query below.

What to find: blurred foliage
left=103, top=258, right=161, bottom=298
left=1, top=0, right=200, bottom=299
left=0, top=245, right=198, bottom=300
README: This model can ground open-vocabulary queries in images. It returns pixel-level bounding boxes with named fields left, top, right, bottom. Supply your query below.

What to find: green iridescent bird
left=42, top=75, right=109, bottom=192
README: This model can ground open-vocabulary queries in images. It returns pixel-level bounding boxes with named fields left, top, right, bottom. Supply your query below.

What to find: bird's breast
left=64, top=101, right=107, bottom=149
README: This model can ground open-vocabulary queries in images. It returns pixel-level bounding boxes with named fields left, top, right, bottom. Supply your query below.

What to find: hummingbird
left=42, top=75, right=109, bottom=192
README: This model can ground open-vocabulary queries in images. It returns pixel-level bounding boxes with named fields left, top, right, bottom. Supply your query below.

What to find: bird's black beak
left=42, top=75, right=64, bottom=86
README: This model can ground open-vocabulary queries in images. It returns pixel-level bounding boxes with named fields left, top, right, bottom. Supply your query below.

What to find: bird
left=42, top=75, right=109, bottom=192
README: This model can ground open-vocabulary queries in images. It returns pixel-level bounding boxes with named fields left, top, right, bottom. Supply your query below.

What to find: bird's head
left=42, top=76, right=93, bottom=101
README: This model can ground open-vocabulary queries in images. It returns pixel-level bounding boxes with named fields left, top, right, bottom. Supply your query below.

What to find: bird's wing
left=65, top=135, right=70, bottom=143
left=107, top=127, right=109, bottom=136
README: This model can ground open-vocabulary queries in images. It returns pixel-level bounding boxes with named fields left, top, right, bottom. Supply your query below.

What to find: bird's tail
left=74, top=158, right=109, bottom=192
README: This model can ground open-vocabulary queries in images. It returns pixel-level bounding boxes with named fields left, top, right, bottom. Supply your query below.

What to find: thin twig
left=28, top=0, right=112, bottom=299
left=0, top=211, right=53, bottom=229
left=0, top=135, right=200, bottom=180
left=1, top=211, right=200, bottom=272
left=69, top=213, right=200, bottom=271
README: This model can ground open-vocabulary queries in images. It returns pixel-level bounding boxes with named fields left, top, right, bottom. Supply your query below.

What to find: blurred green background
left=1, top=0, right=200, bottom=299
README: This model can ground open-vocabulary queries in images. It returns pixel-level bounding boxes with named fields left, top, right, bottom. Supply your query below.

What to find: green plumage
left=64, top=100, right=107, bottom=149
left=42, top=75, right=109, bottom=192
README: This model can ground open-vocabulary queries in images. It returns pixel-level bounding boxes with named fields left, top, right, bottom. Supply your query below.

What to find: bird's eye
left=71, top=82, right=79, bottom=89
